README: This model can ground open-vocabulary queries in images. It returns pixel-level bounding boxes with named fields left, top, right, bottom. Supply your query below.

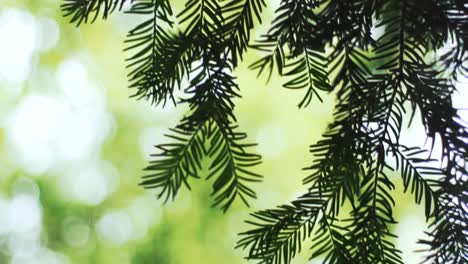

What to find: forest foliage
left=62, top=0, right=468, bottom=263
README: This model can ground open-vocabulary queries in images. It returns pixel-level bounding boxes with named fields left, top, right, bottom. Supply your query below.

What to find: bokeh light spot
left=0, top=8, right=38, bottom=83
left=96, top=210, right=133, bottom=246
left=256, top=125, right=289, bottom=159
left=61, top=216, right=90, bottom=248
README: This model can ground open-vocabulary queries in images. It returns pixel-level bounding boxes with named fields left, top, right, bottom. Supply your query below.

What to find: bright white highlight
left=36, top=16, right=60, bottom=52
left=139, top=126, right=166, bottom=161
left=62, top=216, right=90, bottom=248
left=6, top=94, right=67, bottom=174
left=396, top=214, right=428, bottom=263
left=5, top=57, right=114, bottom=176
left=0, top=9, right=38, bottom=83
left=10, top=249, right=69, bottom=264
left=11, top=177, right=41, bottom=199
left=127, top=195, right=163, bottom=240
left=256, top=126, right=289, bottom=159
left=58, top=160, right=119, bottom=205
left=7, top=195, right=42, bottom=234
left=0, top=8, right=59, bottom=84
left=96, top=210, right=133, bottom=246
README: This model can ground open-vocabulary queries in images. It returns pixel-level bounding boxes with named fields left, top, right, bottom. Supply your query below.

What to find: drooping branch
left=60, top=0, right=468, bottom=261
left=62, top=0, right=129, bottom=26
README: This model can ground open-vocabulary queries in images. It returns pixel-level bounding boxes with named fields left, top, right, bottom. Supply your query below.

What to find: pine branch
left=389, top=144, right=442, bottom=219
left=221, top=0, right=266, bottom=67
left=60, top=0, right=468, bottom=261
left=310, top=215, right=351, bottom=263
left=143, top=44, right=262, bottom=210
left=304, top=99, right=366, bottom=212
left=283, top=48, right=331, bottom=107
left=322, top=0, right=377, bottom=48
left=207, top=121, right=262, bottom=211
left=142, top=64, right=263, bottom=210
left=238, top=83, right=371, bottom=263
left=436, top=0, right=468, bottom=78
left=250, top=0, right=331, bottom=104
left=141, top=122, right=207, bottom=203
left=317, top=58, right=404, bottom=263
left=329, top=6, right=413, bottom=258
left=125, top=0, right=186, bottom=106
left=61, top=0, right=129, bottom=26
left=346, top=154, right=403, bottom=264
left=405, top=65, right=468, bottom=263
left=371, top=1, right=468, bottom=261
left=143, top=0, right=263, bottom=211
left=237, top=190, right=352, bottom=264
left=188, top=57, right=263, bottom=211
left=178, top=0, right=224, bottom=42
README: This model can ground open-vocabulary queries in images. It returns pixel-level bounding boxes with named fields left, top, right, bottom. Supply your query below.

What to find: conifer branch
left=406, top=66, right=468, bottom=263
left=141, top=122, right=206, bottom=202
left=237, top=188, right=353, bottom=264
left=389, top=144, right=442, bottom=219
left=62, top=0, right=129, bottom=26
left=207, top=120, right=262, bottom=211
left=250, top=0, right=331, bottom=105
left=222, top=0, right=266, bottom=67
left=125, top=0, right=182, bottom=106
left=345, top=155, right=403, bottom=264
left=60, top=0, right=468, bottom=261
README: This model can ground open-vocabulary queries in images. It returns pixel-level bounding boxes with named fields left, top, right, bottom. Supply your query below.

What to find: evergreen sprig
left=125, top=0, right=181, bottom=106
left=140, top=121, right=207, bottom=203
left=239, top=0, right=468, bottom=262
left=62, top=0, right=468, bottom=262
left=61, top=0, right=129, bottom=26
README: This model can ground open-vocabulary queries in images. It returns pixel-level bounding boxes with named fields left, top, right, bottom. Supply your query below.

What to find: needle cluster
left=62, top=0, right=468, bottom=262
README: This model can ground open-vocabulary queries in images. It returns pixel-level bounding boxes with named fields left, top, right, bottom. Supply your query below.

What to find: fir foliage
left=62, top=0, right=129, bottom=25
left=62, top=0, right=468, bottom=262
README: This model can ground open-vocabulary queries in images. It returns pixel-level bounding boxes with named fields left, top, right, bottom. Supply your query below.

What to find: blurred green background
left=0, top=0, right=452, bottom=263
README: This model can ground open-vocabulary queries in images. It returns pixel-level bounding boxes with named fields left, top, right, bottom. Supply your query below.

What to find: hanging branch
left=221, top=0, right=266, bottom=67
left=250, top=0, right=332, bottom=106
left=239, top=46, right=374, bottom=262
left=239, top=0, right=468, bottom=262
left=125, top=0, right=186, bottom=106
left=206, top=120, right=262, bottom=211
left=406, top=65, right=468, bottom=263
left=436, top=0, right=468, bottom=79
left=140, top=121, right=207, bottom=203
left=61, top=0, right=468, bottom=261
left=343, top=144, right=403, bottom=263
left=61, top=0, right=129, bottom=26
left=390, top=145, right=442, bottom=219
left=140, top=0, right=264, bottom=211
